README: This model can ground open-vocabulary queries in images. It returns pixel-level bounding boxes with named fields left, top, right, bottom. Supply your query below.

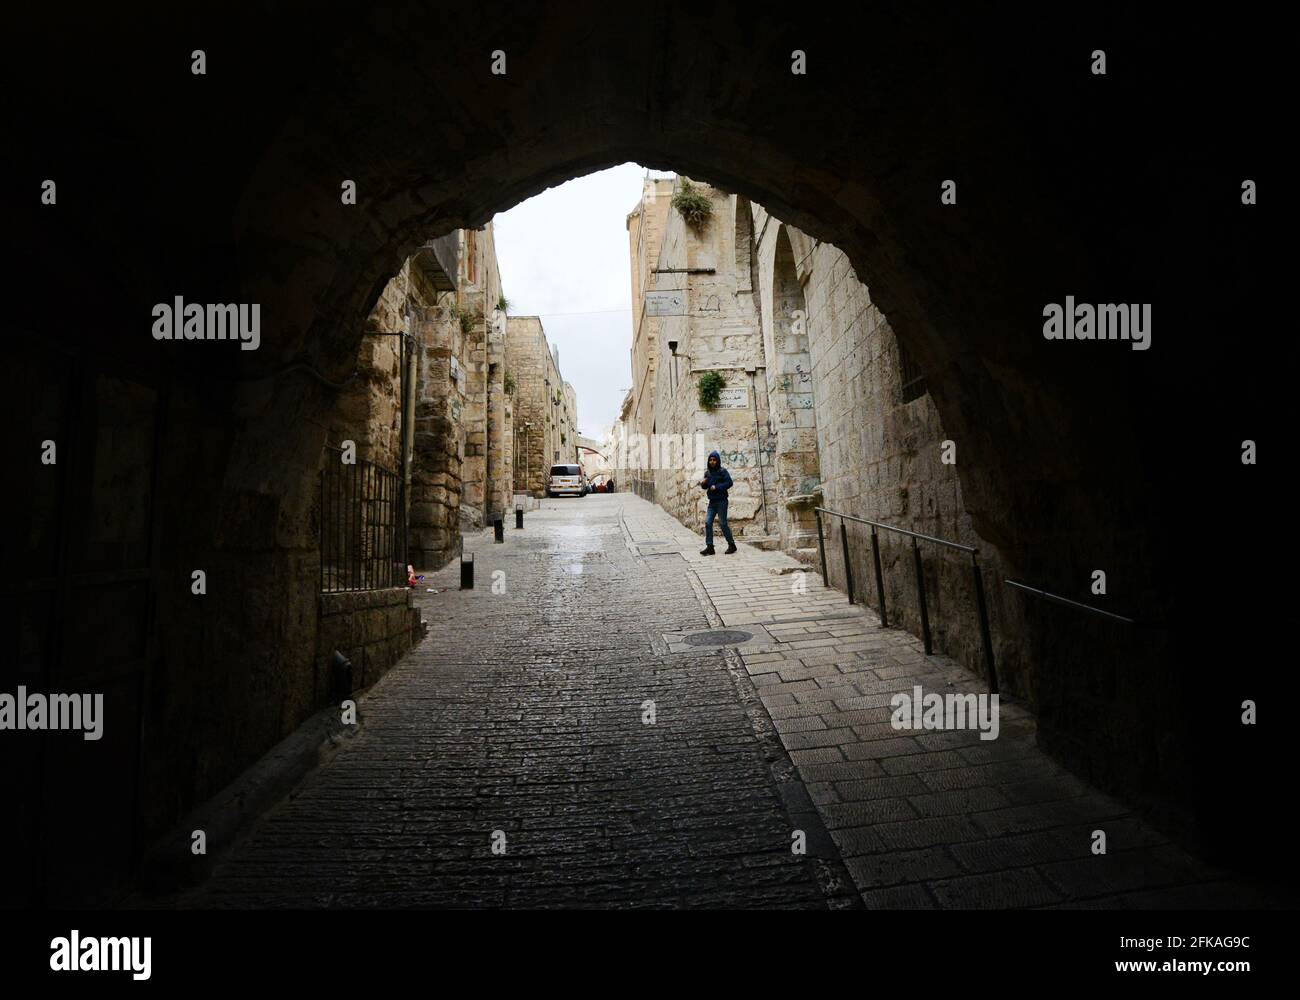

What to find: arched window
left=773, top=226, right=804, bottom=351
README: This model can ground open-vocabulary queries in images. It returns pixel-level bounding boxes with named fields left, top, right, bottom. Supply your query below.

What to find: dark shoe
left=700, top=546, right=716, bottom=556
left=724, top=544, right=737, bottom=554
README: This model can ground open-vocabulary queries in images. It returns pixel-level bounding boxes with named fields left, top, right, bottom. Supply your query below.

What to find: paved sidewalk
left=620, top=494, right=1277, bottom=909
left=177, top=491, right=1276, bottom=909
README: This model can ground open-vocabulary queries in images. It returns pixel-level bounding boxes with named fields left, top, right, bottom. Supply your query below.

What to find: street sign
left=645, top=289, right=686, bottom=316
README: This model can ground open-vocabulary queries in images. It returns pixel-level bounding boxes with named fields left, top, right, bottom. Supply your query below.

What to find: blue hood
left=708, top=450, right=721, bottom=464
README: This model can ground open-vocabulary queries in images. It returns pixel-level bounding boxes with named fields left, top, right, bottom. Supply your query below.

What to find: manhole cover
left=682, top=629, right=754, bottom=647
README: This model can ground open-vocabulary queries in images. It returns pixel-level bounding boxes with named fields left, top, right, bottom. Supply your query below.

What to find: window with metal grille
left=319, top=446, right=404, bottom=592
left=897, top=338, right=927, bottom=403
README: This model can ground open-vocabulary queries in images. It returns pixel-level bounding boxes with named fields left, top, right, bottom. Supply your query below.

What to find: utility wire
left=532, top=306, right=632, bottom=318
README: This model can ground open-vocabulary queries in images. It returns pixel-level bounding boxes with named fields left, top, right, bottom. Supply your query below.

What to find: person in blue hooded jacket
left=698, top=450, right=737, bottom=555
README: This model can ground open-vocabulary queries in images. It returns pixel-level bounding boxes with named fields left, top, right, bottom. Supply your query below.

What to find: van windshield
left=550, top=465, right=581, bottom=477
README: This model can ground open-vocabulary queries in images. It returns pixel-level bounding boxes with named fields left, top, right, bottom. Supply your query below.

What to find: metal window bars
left=319, top=445, right=405, bottom=592
left=896, top=340, right=927, bottom=403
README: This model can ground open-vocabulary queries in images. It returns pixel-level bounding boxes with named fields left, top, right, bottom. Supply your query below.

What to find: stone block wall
left=506, top=316, right=548, bottom=495
left=329, top=259, right=442, bottom=470
left=456, top=225, right=504, bottom=529
left=409, top=293, right=469, bottom=571
left=627, top=179, right=673, bottom=450
left=561, top=381, right=578, bottom=466
left=752, top=211, right=822, bottom=556
left=648, top=184, right=773, bottom=540
left=315, top=588, right=423, bottom=699
left=506, top=316, right=573, bottom=494
left=787, top=233, right=1025, bottom=696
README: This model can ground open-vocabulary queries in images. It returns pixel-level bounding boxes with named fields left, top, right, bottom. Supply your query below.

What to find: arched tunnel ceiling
left=6, top=1, right=1279, bottom=607
left=3, top=2, right=1283, bottom=868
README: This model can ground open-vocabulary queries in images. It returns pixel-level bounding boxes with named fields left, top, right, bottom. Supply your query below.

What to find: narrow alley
left=179, top=494, right=1265, bottom=910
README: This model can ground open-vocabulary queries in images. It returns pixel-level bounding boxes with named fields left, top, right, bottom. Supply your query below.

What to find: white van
left=546, top=464, right=587, bottom=498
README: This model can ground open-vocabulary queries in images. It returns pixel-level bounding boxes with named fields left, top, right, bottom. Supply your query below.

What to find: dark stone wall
left=317, top=589, right=424, bottom=700
left=4, top=2, right=1281, bottom=896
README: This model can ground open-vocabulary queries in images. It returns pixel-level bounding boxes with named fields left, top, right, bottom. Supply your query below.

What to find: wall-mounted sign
left=715, top=387, right=749, bottom=409
left=449, top=355, right=465, bottom=394
left=645, top=289, right=686, bottom=316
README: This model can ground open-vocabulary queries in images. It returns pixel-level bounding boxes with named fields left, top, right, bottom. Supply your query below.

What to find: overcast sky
left=493, top=163, right=675, bottom=441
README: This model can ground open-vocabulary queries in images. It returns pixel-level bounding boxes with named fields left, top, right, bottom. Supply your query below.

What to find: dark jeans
left=705, top=496, right=734, bottom=548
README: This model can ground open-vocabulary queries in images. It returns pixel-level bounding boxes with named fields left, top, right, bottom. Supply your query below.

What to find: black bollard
left=515, top=507, right=523, bottom=529
left=494, top=518, right=504, bottom=543
left=330, top=650, right=353, bottom=702
left=460, top=552, right=474, bottom=590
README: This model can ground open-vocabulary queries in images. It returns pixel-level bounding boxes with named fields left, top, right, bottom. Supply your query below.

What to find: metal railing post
left=971, top=556, right=997, bottom=693
left=912, top=536, right=932, bottom=654
left=839, top=520, right=855, bottom=603
left=815, top=508, right=828, bottom=584
left=870, top=525, right=888, bottom=627
left=319, top=467, right=325, bottom=593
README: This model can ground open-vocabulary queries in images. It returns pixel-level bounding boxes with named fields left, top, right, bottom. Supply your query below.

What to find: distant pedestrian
left=698, top=450, right=737, bottom=555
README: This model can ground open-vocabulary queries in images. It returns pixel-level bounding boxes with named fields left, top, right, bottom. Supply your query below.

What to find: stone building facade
left=629, top=179, right=777, bottom=542
left=450, top=224, right=507, bottom=532
left=328, top=260, right=433, bottom=471
left=752, top=208, right=822, bottom=558
left=753, top=204, right=1017, bottom=691
left=408, top=246, right=474, bottom=570
left=625, top=178, right=674, bottom=498
left=621, top=181, right=1015, bottom=694
left=506, top=316, right=578, bottom=495
left=605, top=390, right=634, bottom=488
left=331, top=223, right=518, bottom=571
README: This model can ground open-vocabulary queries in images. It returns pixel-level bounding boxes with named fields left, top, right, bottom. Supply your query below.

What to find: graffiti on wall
left=714, top=442, right=777, bottom=467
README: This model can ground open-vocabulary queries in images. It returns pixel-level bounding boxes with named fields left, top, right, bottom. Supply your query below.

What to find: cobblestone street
left=184, top=494, right=1276, bottom=909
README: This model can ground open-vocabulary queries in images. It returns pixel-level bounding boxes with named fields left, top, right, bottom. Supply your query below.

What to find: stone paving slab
left=170, top=493, right=1283, bottom=910
left=172, top=493, right=853, bottom=909
left=613, top=493, right=1285, bottom=910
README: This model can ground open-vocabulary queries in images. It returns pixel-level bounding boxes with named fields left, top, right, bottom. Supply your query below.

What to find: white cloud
left=494, top=163, right=674, bottom=438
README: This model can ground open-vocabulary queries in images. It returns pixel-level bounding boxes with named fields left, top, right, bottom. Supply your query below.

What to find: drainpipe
left=748, top=366, right=770, bottom=535
left=400, top=260, right=417, bottom=567
left=484, top=281, right=493, bottom=523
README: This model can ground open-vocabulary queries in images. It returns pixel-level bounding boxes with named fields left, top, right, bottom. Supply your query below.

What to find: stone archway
left=761, top=225, right=821, bottom=551
left=9, top=3, right=1277, bottom=885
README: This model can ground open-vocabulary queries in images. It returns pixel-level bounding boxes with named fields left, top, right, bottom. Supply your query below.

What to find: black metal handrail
left=320, top=446, right=405, bottom=593
left=1004, top=579, right=1135, bottom=624
left=814, top=506, right=998, bottom=694
left=815, top=509, right=978, bottom=553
